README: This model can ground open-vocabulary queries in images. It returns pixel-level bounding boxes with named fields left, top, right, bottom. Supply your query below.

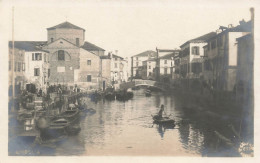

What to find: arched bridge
left=119, top=79, right=170, bottom=91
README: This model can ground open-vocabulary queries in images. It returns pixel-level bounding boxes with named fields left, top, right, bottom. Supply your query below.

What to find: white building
left=110, top=53, right=128, bottom=84
left=24, top=50, right=50, bottom=91
left=179, top=32, right=216, bottom=79
left=9, top=41, right=50, bottom=92
left=131, top=50, right=156, bottom=78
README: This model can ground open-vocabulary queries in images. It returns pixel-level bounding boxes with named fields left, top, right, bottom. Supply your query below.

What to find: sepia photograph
left=0, top=0, right=259, bottom=162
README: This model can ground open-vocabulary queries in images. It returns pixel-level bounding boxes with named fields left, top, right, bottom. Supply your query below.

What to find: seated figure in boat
left=158, top=104, right=165, bottom=119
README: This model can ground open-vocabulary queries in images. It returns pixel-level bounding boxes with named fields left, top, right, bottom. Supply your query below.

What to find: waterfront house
left=179, top=32, right=216, bottom=80
left=203, top=20, right=251, bottom=92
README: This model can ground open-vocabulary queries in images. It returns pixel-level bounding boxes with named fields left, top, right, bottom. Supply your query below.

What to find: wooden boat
left=105, top=92, right=116, bottom=100
left=116, top=89, right=134, bottom=101
left=49, top=118, right=68, bottom=129
left=152, top=115, right=175, bottom=124
left=145, top=90, right=151, bottom=97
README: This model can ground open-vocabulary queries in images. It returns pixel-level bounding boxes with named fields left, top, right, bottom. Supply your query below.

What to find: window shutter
left=39, top=53, right=42, bottom=60
left=32, top=53, right=34, bottom=60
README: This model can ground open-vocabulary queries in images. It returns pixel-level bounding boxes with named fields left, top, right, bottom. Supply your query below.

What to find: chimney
left=228, top=24, right=233, bottom=28
left=216, top=29, right=222, bottom=34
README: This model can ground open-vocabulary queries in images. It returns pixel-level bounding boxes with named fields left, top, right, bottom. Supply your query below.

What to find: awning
left=191, top=58, right=204, bottom=63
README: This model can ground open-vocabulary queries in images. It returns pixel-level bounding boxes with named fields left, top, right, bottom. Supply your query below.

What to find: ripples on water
left=9, top=89, right=251, bottom=156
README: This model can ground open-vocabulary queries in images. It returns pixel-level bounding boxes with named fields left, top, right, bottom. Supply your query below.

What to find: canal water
left=9, top=89, right=252, bottom=156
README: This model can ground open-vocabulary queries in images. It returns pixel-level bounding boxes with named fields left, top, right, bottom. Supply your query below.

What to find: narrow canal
left=9, top=88, right=251, bottom=156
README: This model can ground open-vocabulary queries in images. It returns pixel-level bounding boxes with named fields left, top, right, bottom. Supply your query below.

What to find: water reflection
left=154, top=123, right=176, bottom=139
left=9, top=88, right=249, bottom=156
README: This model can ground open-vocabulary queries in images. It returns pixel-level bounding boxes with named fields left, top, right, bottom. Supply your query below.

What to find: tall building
left=42, top=21, right=105, bottom=89
left=203, top=21, right=251, bottom=91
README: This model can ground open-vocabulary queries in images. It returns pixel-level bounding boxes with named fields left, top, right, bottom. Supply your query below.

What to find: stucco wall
left=24, top=51, right=49, bottom=88
left=48, top=28, right=85, bottom=46
left=43, top=39, right=80, bottom=84
left=78, top=48, right=100, bottom=83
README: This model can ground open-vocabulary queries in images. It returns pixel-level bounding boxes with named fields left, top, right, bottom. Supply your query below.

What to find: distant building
left=100, top=55, right=112, bottom=90
left=131, top=50, right=156, bottom=79
left=158, top=53, right=175, bottom=83
left=109, top=53, right=128, bottom=84
left=141, top=58, right=156, bottom=80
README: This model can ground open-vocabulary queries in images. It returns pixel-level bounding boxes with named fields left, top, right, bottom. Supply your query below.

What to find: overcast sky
left=2, top=0, right=255, bottom=58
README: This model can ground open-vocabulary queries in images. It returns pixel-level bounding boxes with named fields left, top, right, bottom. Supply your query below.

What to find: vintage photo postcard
left=0, top=0, right=259, bottom=162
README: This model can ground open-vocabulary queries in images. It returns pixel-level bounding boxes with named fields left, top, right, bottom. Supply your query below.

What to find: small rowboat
left=145, top=90, right=151, bottom=97
left=152, top=115, right=175, bottom=124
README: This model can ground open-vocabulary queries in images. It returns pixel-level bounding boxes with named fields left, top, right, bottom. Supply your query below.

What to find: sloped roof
left=159, top=53, right=175, bottom=60
left=47, top=21, right=85, bottom=31
left=208, top=20, right=252, bottom=41
left=147, top=58, right=157, bottom=61
left=180, top=32, right=217, bottom=48
left=81, top=41, right=105, bottom=51
left=132, top=50, right=157, bottom=57
left=112, top=54, right=124, bottom=60
left=100, top=55, right=111, bottom=59
left=191, top=58, right=204, bottom=63
left=8, top=41, right=49, bottom=52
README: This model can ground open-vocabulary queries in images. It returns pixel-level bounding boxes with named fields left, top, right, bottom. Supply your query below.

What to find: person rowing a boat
left=158, top=104, right=165, bottom=119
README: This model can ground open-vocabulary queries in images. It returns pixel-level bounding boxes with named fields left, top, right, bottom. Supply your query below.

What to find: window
left=136, top=57, right=138, bottom=61
left=14, top=62, right=17, bottom=71
left=211, top=40, right=216, bottom=49
left=76, top=38, right=79, bottom=46
left=136, top=62, right=139, bottom=66
left=22, top=63, right=25, bottom=71
left=34, top=68, right=40, bottom=76
left=9, top=61, right=11, bottom=70
left=217, top=36, right=223, bottom=47
left=164, top=60, right=167, bottom=64
left=149, top=72, right=152, bottom=76
left=35, top=53, right=42, bottom=60
left=87, top=75, right=92, bottom=82
left=51, top=38, right=54, bottom=42
left=58, top=50, right=65, bottom=61
left=32, top=53, right=34, bottom=60
left=115, top=63, right=117, bottom=68
left=44, top=53, right=46, bottom=62
left=115, top=58, right=118, bottom=61
left=57, top=67, right=65, bottom=72
left=149, top=66, right=151, bottom=69
left=192, top=46, right=200, bottom=55
left=87, top=60, right=91, bottom=65
left=164, top=68, right=167, bottom=74
left=48, top=69, right=50, bottom=77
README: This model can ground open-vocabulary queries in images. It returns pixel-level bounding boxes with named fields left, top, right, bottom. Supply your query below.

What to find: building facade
left=131, top=50, right=156, bottom=79
left=42, top=21, right=106, bottom=89
left=179, top=32, right=216, bottom=80
left=8, top=44, right=26, bottom=96
left=236, top=34, right=253, bottom=104
left=24, top=50, right=49, bottom=91
left=203, top=21, right=251, bottom=91
left=110, top=53, right=128, bottom=84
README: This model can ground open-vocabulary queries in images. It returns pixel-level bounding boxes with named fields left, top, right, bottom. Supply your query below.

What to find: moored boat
left=145, top=90, right=151, bottom=97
